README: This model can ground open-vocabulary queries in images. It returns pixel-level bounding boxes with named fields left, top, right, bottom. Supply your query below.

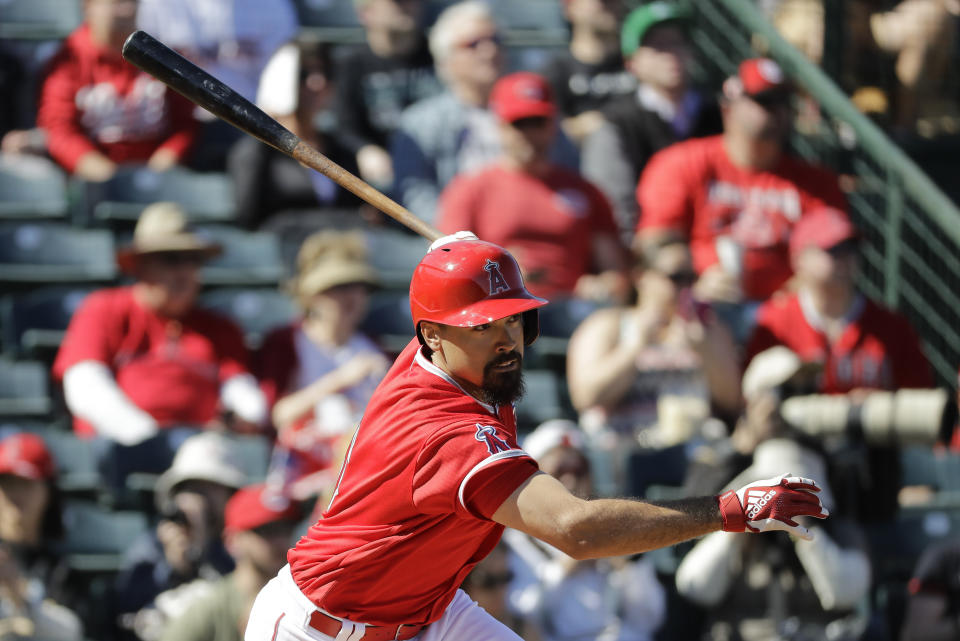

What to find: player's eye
left=505, top=314, right=522, bottom=324
left=472, top=323, right=490, bottom=332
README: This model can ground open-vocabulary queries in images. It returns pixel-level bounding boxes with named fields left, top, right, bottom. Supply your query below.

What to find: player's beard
left=480, top=350, right=525, bottom=407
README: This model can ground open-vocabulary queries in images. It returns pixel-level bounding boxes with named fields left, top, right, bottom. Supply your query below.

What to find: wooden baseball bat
left=121, top=30, right=443, bottom=242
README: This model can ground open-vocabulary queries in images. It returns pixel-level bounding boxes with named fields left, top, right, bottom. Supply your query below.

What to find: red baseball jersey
left=37, top=24, right=197, bottom=174
left=745, top=292, right=933, bottom=392
left=287, top=339, right=539, bottom=626
left=52, top=287, right=250, bottom=435
left=438, top=165, right=620, bottom=298
left=636, top=136, right=846, bottom=300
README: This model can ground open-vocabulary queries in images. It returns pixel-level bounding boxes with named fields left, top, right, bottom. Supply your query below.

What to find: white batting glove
left=717, top=473, right=829, bottom=541
left=429, top=230, right=479, bottom=252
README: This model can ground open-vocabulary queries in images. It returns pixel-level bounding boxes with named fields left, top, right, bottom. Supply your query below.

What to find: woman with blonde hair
left=256, top=230, right=389, bottom=500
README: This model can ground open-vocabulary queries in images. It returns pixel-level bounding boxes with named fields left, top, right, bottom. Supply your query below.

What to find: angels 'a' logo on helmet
left=484, top=259, right=510, bottom=295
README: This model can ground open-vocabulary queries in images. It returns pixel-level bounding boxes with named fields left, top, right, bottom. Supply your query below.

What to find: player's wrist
left=716, top=490, right=746, bottom=533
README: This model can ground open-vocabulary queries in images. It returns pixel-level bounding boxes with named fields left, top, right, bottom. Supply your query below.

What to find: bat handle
left=291, top=142, right=444, bottom=242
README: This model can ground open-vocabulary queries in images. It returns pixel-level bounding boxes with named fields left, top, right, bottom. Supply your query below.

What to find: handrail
left=714, top=0, right=960, bottom=247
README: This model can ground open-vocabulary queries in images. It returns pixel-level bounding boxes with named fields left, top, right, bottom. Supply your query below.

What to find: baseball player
left=244, top=233, right=829, bottom=641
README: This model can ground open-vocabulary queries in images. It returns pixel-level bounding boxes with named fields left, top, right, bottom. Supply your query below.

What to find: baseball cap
left=489, top=72, right=555, bottom=123
left=789, top=206, right=859, bottom=262
left=522, top=419, right=585, bottom=461
left=224, top=484, right=302, bottom=534
left=154, top=432, right=247, bottom=513
left=0, top=433, right=55, bottom=481
left=621, top=1, right=691, bottom=56
left=742, top=346, right=820, bottom=400
left=722, top=58, right=792, bottom=104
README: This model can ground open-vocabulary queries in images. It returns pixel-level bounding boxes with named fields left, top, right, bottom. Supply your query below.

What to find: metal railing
left=687, top=0, right=960, bottom=387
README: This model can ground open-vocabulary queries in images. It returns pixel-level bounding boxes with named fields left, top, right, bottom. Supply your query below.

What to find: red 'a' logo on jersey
left=475, top=423, right=511, bottom=455
left=484, top=259, right=510, bottom=295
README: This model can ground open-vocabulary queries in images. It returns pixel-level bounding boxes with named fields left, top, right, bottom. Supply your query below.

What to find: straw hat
left=116, top=202, right=222, bottom=273
left=289, top=230, right=379, bottom=304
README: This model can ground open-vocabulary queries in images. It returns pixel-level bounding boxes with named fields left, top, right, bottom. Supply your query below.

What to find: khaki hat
left=742, top=346, right=820, bottom=401
left=290, top=230, right=379, bottom=302
left=116, top=202, right=222, bottom=273
left=154, top=432, right=247, bottom=514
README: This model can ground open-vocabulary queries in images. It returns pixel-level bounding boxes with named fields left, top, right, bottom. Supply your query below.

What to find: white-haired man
left=390, top=1, right=578, bottom=223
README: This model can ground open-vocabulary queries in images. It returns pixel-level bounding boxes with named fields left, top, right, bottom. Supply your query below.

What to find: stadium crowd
left=1, top=1, right=959, bottom=640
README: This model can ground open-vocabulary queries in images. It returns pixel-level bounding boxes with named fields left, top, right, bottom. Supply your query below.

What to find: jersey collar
left=799, top=288, right=865, bottom=334
left=414, top=348, right=497, bottom=415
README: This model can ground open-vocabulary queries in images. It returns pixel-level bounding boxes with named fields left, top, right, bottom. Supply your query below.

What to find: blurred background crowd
left=1, top=0, right=960, bottom=640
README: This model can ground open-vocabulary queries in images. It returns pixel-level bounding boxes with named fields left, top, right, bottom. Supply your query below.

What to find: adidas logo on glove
left=745, top=488, right=778, bottom=520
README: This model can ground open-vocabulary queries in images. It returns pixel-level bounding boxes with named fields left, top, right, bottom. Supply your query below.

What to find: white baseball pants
left=245, top=565, right=523, bottom=641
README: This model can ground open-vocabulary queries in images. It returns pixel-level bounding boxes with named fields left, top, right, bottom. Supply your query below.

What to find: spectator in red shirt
left=36, top=0, right=198, bottom=181
left=745, top=205, right=933, bottom=521
left=745, top=206, right=932, bottom=392
left=53, top=202, right=267, bottom=447
left=635, top=58, right=847, bottom=338
left=437, top=72, right=629, bottom=303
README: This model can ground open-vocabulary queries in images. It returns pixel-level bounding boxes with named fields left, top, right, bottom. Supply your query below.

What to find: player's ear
left=419, top=321, right=443, bottom=352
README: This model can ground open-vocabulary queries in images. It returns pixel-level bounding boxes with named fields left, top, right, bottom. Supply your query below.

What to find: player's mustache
left=488, top=351, right=523, bottom=368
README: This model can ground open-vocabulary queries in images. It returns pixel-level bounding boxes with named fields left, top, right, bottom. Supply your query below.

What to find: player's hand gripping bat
left=121, top=30, right=443, bottom=243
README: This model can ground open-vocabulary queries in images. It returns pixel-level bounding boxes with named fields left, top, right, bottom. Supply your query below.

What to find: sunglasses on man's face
left=510, top=116, right=551, bottom=131
left=456, top=33, right=502, bottom=50
left=658, top=269, right=698, bottom=287
left=149, top=252, right=207, bottom=268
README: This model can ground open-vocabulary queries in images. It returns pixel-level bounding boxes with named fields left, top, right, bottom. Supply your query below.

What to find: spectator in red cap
left=160, top=484, right=301, bottom=641
left=0, top=433, right=83, bottom=640
left=635, top=58, right=847, bottom=340
left=745, top=205, right=933, bottom=521
left=437, top=71, right=630, bottom=303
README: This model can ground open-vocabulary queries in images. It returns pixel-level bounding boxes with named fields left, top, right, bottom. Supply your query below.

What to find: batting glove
left=717, top=473, right=829, bottom=541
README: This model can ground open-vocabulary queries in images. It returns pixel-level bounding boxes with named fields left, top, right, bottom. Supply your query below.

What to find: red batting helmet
left=410, top=239, right=547, bottom=345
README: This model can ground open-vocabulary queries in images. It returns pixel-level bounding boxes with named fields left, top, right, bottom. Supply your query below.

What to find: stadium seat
left=195, top=226, right=287, bottom=286
left=0, top=0, right=83, bottom=39
left=0, top=222, right=116, bottom=285
left=200, top=288, right=298, bottom=348
left=34, top=427, right=101, bottom=496
left=363, top=228, right=429, bottom=289
left=360, top=289, right=414, bottom=355
left=59, top=501, right=150, bottom=572
left=79, top=166, right=237, bottom=225
left=293, top=0, right=361, bottom=27
left=0, top=154, right=69, bottom=220
left=225, top=433, right=272, bottom=483
left=0, top=359, right=52, bottom=418
left=0, top=287, right=91, bottom=357
left=866, top=505, right=960, bottom=580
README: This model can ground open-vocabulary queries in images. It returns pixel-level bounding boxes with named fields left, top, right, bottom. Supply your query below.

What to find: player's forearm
left=556, top=496, right=722, bottom=560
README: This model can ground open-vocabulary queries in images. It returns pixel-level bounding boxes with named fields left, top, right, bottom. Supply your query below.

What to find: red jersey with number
left=438, top=165, right=620, bottom=298
left=636, top=136, right=846, bottom=300
left=287, top=339, right=539, bottom=626
left=745, top=291, right=933, bottom=392
left=52, top=287, right=250, bottom=436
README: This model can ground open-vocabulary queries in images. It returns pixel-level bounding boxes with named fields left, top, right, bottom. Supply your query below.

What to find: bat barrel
left=122, top=30, right=300, bottom=155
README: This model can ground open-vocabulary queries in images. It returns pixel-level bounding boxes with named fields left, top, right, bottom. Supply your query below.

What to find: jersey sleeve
left=37, top=46, right=98, bottom=173
left=636, top=144, right=695, bottom=235
left=207, top=314, right=252, bottom=383
left=412, top=420, right=538, bottom=520
left=52, top=291, right=119, bottom=380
